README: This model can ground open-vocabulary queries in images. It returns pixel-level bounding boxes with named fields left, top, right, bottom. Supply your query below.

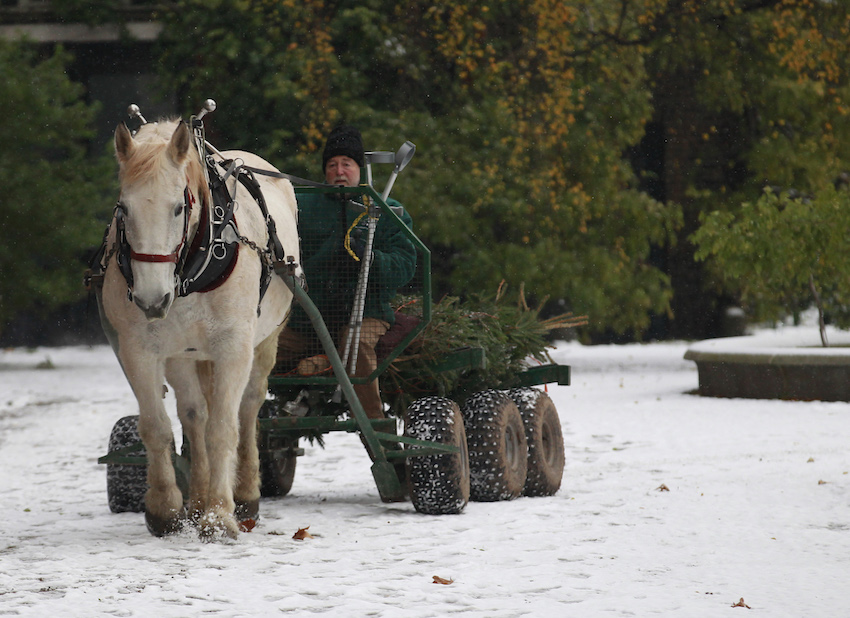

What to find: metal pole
left=279, top=270, right=405, bottom=502
left=340, top=194, right=378, bottom=375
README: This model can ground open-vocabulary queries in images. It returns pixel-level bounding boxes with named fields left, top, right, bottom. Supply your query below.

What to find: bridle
left=114, top=186, right=195, bottom=301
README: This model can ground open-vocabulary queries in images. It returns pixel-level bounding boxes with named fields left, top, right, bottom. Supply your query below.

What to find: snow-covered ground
left=1, top=335, right=848, bottom=616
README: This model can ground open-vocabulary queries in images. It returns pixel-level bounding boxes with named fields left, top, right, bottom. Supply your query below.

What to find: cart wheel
left=462, top=390, right=528, bottom=501
left=260, top=437, right=298, bottom=498
left=404, top=397, right=470, bottom=515
left=106, top=415, right=147, bottom=513
left=508, top=388, right=565, bottom=497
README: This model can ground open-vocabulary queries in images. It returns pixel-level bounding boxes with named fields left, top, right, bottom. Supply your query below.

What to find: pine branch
left=384, top=283, right=587, bottom=413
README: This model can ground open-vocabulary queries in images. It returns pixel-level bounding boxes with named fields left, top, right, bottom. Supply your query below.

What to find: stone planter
left=684, top=327, right=850, bottom=401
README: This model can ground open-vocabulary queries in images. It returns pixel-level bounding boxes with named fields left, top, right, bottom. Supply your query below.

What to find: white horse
left=102, top=119, right=298, bottom=539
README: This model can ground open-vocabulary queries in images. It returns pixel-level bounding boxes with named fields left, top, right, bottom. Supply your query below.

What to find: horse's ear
left=168, top=122, right=191, bottom=166
left=114, top=123, right=135, bottom=163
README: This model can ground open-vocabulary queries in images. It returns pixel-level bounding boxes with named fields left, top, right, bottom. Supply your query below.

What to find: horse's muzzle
left=134, top=292, right=173, bottom=320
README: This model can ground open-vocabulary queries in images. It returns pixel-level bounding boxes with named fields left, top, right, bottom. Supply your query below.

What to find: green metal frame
left=98, top=444, right=191, bottom=500
left=269, top=184, right=431, bottom=387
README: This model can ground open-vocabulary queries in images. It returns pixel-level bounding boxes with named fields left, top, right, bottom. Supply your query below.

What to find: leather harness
left=86, top=150, right=286, bottom=312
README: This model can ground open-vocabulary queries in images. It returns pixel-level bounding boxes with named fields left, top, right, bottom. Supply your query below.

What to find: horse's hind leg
left=120, top=353, right=184, bottom=536
left=166, top=359, right=211, bottom=524
left=234, top=324, right=285, bottom=527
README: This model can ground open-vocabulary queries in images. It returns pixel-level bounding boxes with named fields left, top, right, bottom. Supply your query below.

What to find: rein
left=239, top=166, right=330, bottom=188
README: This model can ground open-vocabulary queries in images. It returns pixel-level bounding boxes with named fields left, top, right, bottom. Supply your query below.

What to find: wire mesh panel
left=274, top=185, right=428, bottom=387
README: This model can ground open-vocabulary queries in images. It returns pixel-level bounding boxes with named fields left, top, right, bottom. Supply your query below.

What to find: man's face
left=325, top=155, right=361, bottom=187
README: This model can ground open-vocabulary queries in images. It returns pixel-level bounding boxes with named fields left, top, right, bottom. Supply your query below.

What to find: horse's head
left=114, top=121, right=196, bottom=320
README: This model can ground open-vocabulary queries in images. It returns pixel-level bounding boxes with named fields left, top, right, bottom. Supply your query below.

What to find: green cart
left=99, top=134, right=570, bottom=517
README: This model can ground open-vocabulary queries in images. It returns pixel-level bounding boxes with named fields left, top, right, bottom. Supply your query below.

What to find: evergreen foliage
left=0, top=40, right=113, bottom=335
left=383, top=285, right=586, bottom=412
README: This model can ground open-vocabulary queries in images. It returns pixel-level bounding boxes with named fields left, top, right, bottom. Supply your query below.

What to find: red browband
left=130, top=250, right=180, bottom=263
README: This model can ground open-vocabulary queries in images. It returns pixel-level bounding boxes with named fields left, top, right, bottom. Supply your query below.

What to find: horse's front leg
left=234, top=324, right=285, bottom=526
left=165, top=358, right=211, bottom=524
left=202, top=341, right=255, bottom=540
left=120, top=352, right=184, bottom=536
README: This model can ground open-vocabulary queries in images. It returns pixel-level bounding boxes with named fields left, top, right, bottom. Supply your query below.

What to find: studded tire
left=259, top=437, right=298, bottom=498
left=404, top=397, right=470, bottom=515
left=106, top=415, right=148, bottom=513
left=508, top=388, right=565, bottom=497
left=462, top=389, right=528, bottom=502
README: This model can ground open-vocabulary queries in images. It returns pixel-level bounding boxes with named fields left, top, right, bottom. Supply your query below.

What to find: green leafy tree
left=0, top=40, right=113, bottom=335
left=678, top=0, right=850, bottom=340
left=694, top=186, right=850, bottom=346
left=581, top=0, right=850, bottom=337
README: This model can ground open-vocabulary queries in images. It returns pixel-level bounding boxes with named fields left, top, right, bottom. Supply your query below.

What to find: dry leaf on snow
left=293, top=526, right=314, bottom=540
left=656, top=484, right=670, bottom=492
left=432, top=576, right=454, bottom=585
left=238, top=518, right=257, bottom=533
left=731, top=597, right=751, bottom=609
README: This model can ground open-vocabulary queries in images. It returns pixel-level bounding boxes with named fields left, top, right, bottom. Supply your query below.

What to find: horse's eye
left=174, top=203, right=184, bottom=217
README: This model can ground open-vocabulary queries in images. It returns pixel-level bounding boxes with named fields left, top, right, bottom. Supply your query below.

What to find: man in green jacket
left=278, top=125, right=416, bottom=419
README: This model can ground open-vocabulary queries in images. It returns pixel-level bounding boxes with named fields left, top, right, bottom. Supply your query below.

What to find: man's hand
left=349, top=227, right=367, bottom=260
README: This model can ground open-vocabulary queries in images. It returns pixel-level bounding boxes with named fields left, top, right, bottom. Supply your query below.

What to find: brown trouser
left=277, top=318, right=390, bottom=419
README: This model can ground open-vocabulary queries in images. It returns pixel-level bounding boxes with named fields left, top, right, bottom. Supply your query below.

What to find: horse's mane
left=119, top=119, right=206, bottom=199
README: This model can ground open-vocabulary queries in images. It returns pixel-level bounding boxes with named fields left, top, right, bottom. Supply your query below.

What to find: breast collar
left=179, top=155, right=281, bottom=305
left=177, top=160, right=241, bottom=297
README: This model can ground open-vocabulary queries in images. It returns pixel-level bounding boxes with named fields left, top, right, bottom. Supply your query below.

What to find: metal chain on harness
left=237, top=233, right=274, bottom=272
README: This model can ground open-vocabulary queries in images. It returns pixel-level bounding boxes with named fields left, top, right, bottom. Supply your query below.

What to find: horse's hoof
left=235, top=498, right=259, bottom=532
left=235, top=498, right=259, bottom=522
left=145, top=510, right=184, bottom=537
left=198, top=511, right=239, bottom=542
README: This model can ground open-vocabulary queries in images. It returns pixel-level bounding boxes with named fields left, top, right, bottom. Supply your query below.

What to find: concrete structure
left=685, top=327, right=850, bottom=401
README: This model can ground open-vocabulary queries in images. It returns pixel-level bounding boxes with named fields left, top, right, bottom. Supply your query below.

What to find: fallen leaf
left=818, top=480, right=828, bottom=485
left=432, top=575, right=454, bottom=585
left=293, top=526, right=314, bottom=540
left=656, top=484, right=670, bottom=492
left=807, top=457, right=815, bottom=463
left=731, top=597, right=751, bottom=609
left=238, top=518, right=257, bottom=533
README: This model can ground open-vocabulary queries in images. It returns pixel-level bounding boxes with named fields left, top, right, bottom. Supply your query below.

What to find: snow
left=1, top=335, right=848, bottom=616
left=687, top=324, right=850, bottom=360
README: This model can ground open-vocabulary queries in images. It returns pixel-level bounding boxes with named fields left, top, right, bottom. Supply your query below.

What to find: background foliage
left=0, top=40, right=112, bottom=335
left=694, top=187, right=850, bottom=344
left=153, top=0, right=850, bottom=339
left=155, top=0, right=681, bottom=338
left=3, top=1, right=849, bottom=341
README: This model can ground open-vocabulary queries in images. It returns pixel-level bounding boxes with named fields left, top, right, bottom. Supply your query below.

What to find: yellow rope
left=344, top=210, right=368, bottom=261
left=344, top=190, right=377, bottom=261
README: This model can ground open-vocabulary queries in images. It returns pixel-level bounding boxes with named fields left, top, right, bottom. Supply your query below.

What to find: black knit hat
left=322, top=125, right=365, bottom=170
